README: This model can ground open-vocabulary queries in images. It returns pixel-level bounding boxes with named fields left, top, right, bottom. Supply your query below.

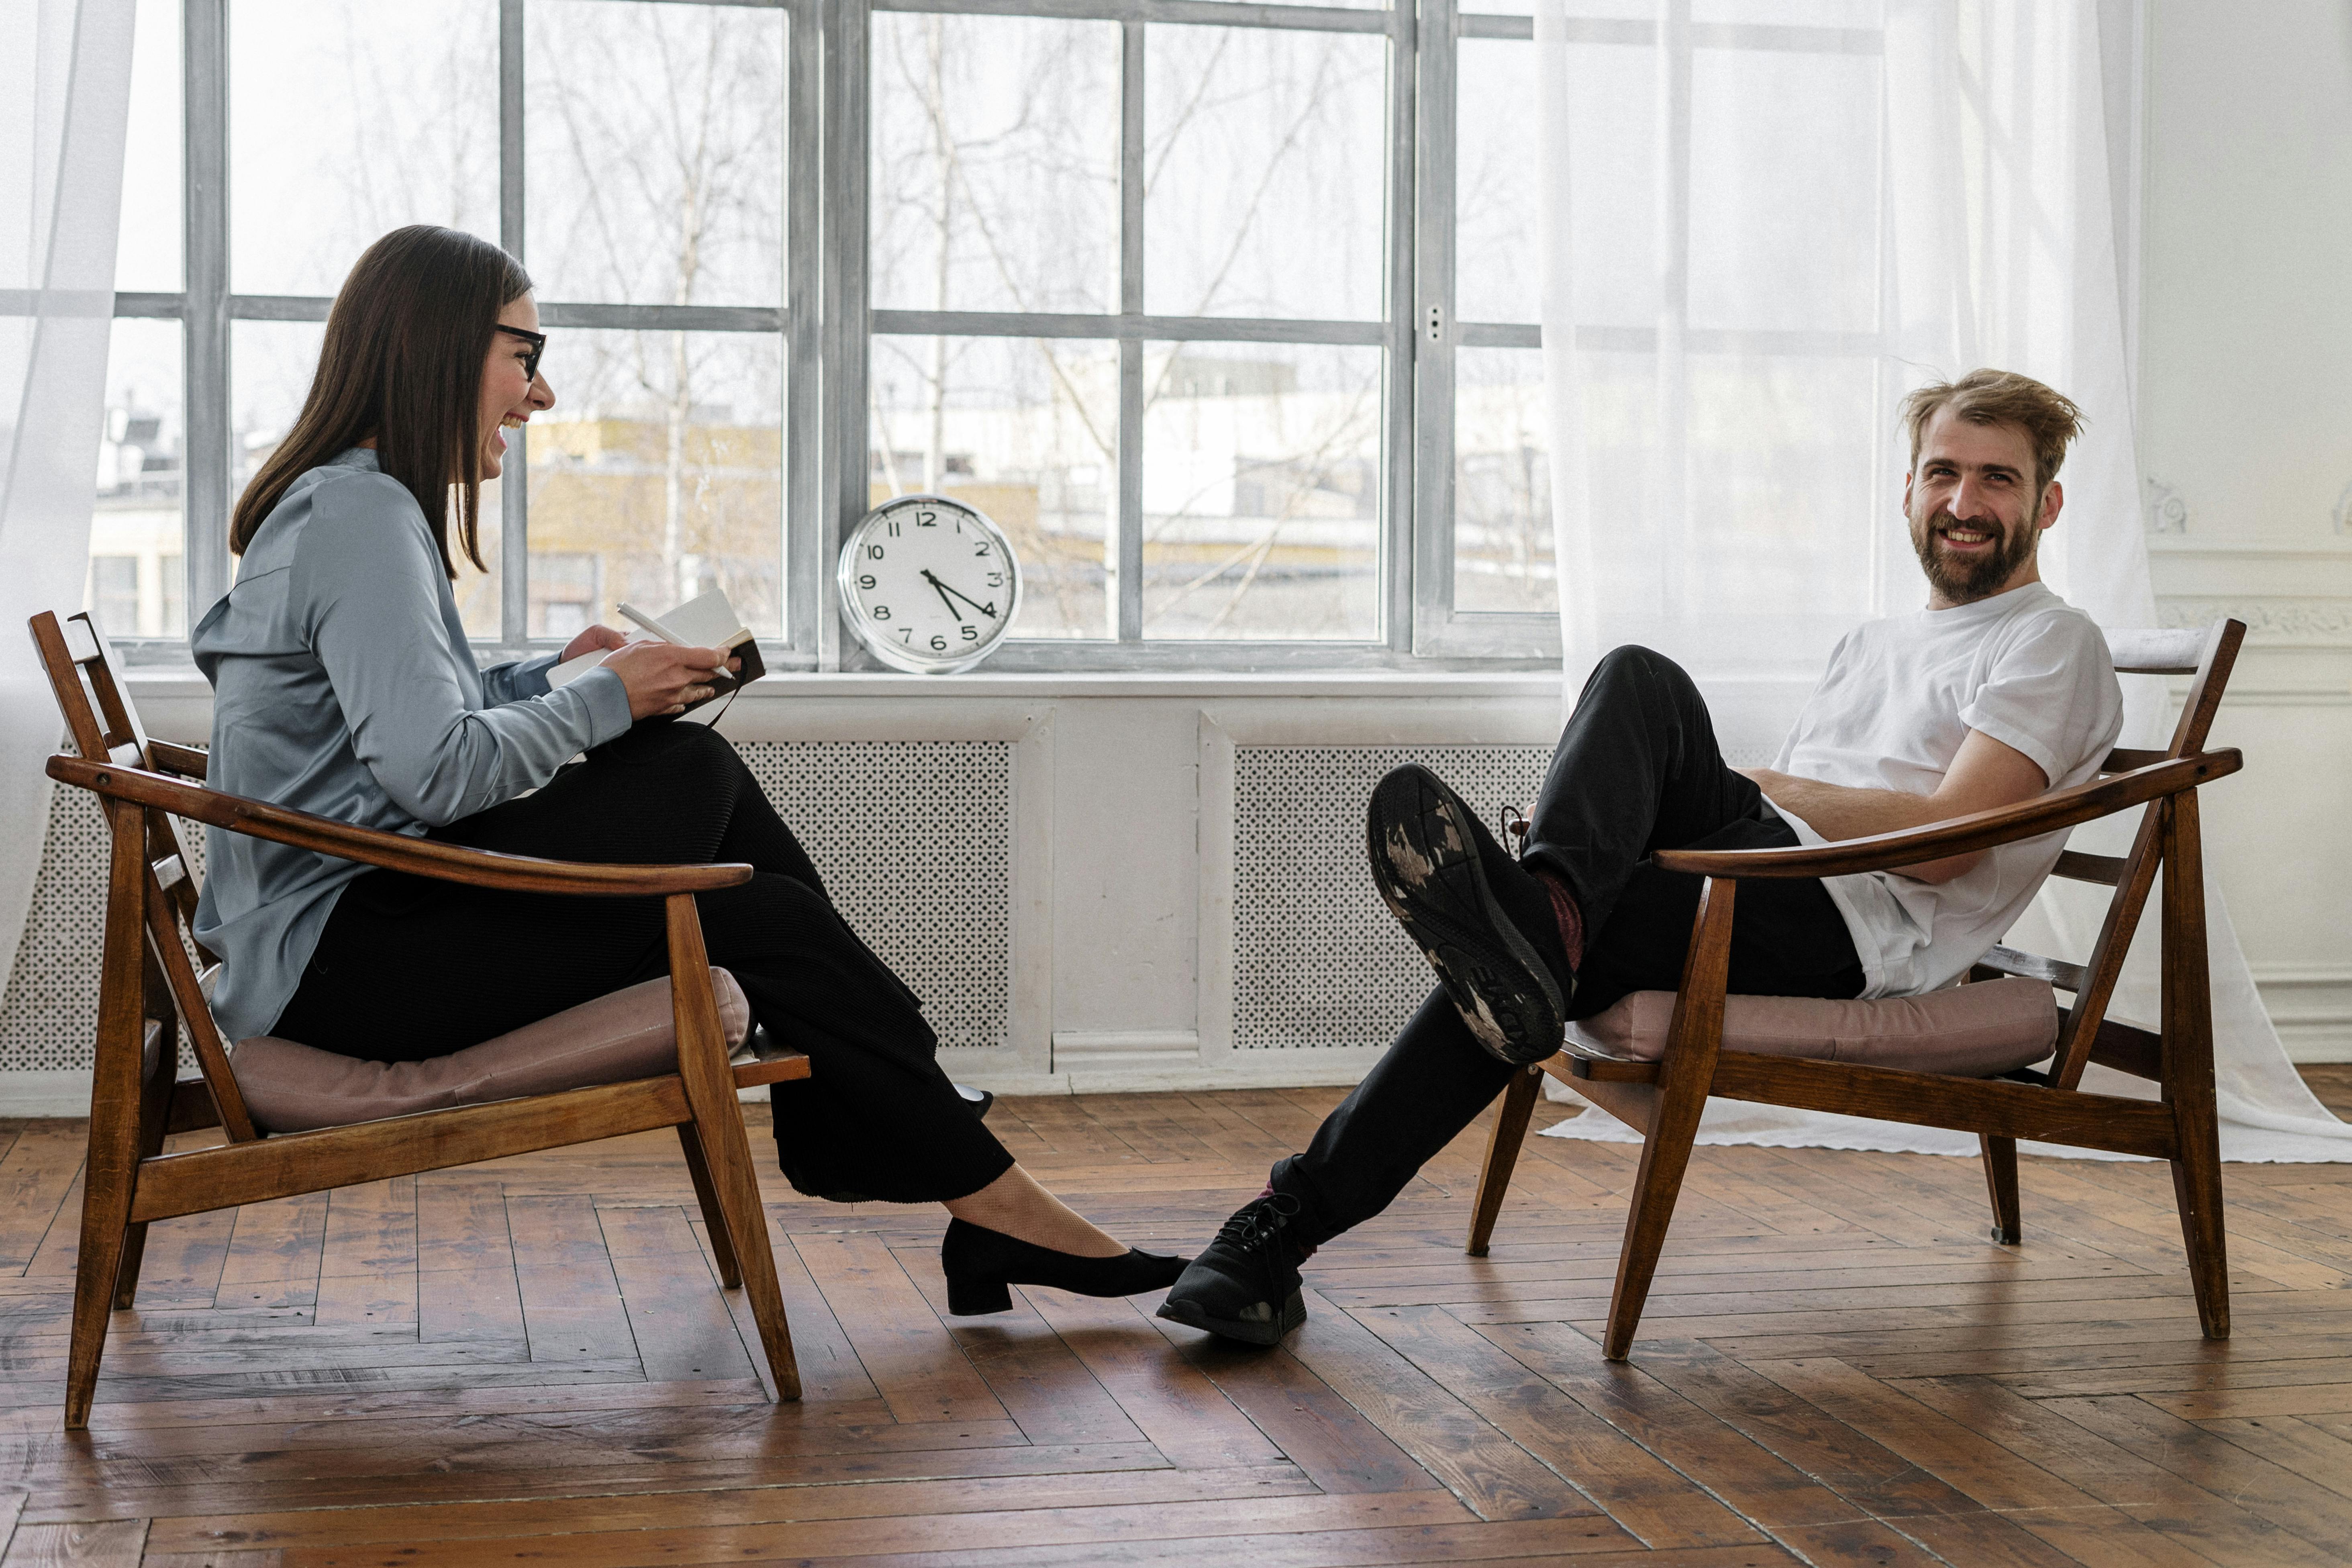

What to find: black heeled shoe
left=940, top=1218, right=1189, bottom=1316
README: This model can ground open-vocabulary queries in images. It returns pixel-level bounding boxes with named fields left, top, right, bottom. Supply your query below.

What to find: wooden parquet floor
left=5, top=1076, right=2352, bottom=1567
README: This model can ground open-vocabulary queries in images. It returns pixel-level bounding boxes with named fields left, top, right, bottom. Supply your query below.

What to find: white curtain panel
left=1534, top=0, right=2351, bottom=1161
left=0, top=0, right=138, bottom=1011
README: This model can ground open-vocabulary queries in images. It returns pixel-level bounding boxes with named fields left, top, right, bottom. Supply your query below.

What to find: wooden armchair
left=1466, top=619, right=2248, bottom=1360
left=29, top=610, right=811, bottom=1428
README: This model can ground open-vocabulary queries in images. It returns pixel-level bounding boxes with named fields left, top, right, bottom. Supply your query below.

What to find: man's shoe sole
left=1156, top=1289, right=1308, bottom=1346
left=1367, top=765, right=1566, bottom=1066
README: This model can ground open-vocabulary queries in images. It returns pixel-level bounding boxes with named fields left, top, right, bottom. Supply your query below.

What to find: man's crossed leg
left=1158, top=645, right=1866, bottom=1343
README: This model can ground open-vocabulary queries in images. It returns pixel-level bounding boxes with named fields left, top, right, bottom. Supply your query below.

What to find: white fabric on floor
left=0, top=0, right=137, bottom=1002
left=1529, top=0, right=2350, bottom=1162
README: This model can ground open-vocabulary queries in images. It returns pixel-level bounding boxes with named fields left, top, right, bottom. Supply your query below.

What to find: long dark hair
left=231, top=225, right=533, bottom=576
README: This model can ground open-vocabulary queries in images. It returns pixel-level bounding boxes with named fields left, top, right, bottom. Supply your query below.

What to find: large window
left=96, top=0, right=1886, bottom=671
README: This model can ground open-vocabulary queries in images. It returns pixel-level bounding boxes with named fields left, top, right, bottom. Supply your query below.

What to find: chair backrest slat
left=29, top=610, right=257, bottom=1141
left=1977, top=944, right=2086, bottom=993
left=2052, top=850, right=2125, bottom=887
left=2043, top=618, right=2245, bottom=1090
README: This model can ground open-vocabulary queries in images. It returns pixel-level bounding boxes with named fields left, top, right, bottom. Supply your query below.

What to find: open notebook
left=547, top=588, right=767, bottom=716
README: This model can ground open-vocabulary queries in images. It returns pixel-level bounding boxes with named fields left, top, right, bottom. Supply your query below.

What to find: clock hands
left=919, top=568, right=998, bottom=621
left=923, top=572, right=963, bottom=623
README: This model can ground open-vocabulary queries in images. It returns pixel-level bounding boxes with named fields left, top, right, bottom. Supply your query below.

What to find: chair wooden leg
left=112, top=1019, right=179, bottom=1310
left=2160, top=792, right=2230, bottom=1341
left=72, top=803, right=150, bottom=1429
left=668, top=897, right=802, bottom=1400
left=1978, top=1134, right=2021, bottom=1245
left=1601, top=1061, right=1709, bottom=1360
left=1466, top=1068, right=1543, bottom=1257
left=677, top=1122, right=743, bottom=1289
left=1603, top=874, right=1735, bottom=1362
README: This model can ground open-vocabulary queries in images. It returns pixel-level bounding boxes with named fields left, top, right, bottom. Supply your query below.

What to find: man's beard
left=1909, top=503, right=2037, bottom=603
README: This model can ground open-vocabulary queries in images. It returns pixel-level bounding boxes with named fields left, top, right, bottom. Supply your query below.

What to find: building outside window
left=94, top=0, right=1889, bottom=672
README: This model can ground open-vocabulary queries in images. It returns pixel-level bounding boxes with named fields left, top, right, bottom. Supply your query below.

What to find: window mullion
left=1656, top=0, right=1692, bottom=602
left=1388, top=0, right=1424, bottom=653
left=1115, top=18, right=1145, bottom=641
left=1409, top=0, right=1448, bottom=652
left=184, top=0, right=231, bottom=623
left=821, top=0, right=872, bottom=670
left=499, top=0, right=529, bottom=655
left=787, top=0, right=825, bottom=658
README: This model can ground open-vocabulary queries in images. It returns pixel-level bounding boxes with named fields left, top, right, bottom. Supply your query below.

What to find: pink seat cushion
left=1566, top=976, right=2058, bottom=1077
left=231, top=970, right=753, bottom=1135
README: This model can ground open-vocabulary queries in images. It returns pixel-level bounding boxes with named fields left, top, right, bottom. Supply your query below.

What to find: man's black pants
left=1270, top=645, right=1867, bottom=1246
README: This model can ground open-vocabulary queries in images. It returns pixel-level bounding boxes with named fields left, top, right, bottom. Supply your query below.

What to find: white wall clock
left=838, top=494, right=1022, bottom=674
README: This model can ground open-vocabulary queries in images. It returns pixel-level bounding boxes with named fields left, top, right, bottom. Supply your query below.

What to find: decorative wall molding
left=2157, top=596, right=2352, bottom=643
left=2144, top=474, right=2190, bottom=533
left=2251, top=964, right=2352, bottom=1064
left=1050, top=1030, right=1200, bottom=1072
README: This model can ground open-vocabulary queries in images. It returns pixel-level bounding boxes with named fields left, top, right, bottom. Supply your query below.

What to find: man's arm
left=1739, top=729, right=2051, bottom=884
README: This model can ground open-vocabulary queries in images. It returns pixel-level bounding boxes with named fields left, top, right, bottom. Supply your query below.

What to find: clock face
left=838, top=495, right=1022, bottom=674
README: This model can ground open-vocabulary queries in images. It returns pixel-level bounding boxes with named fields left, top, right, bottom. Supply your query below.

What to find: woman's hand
left=558, top=623, right=629, bottom=664
left=604, top=639, right=739, bottom=719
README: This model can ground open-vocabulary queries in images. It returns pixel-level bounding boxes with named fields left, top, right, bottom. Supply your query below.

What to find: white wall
left=2138, top=0, right=2352, bottom=1058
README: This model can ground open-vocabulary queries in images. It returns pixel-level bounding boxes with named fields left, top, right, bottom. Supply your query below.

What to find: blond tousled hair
left=1901, top=369, right=2085, bottom=496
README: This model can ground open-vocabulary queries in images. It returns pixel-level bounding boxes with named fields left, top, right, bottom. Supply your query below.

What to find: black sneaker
left=1155, top=1194, right=1311, bottom=1345
left=1367, top=764, right=1573, bottom=1066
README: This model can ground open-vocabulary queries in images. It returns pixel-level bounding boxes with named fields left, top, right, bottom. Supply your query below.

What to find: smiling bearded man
left=1158, top=368, right=2127, bottom=1348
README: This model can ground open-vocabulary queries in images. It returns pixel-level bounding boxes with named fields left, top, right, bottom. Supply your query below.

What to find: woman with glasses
left=194, top=225, right=1184, bottom=1313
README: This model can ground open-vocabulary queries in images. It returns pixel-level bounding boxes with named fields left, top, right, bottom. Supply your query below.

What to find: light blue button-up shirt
left=190, top=448, right=633, bottom=1042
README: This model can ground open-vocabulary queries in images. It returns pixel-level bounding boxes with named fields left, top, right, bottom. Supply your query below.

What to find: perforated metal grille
left=735, top=742, right=1012, bottom=1051
left=0, top=741, right=1013, bottom=1072
left=1231, top=742, right=1774, bottom=1051
left=0, top=785, right=115, bottom=1071
left=1234, top=747, right=1551, bottom=1051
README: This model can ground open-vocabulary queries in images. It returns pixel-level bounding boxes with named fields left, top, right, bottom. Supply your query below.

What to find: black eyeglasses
left=493, top=323, right=547, bottom=384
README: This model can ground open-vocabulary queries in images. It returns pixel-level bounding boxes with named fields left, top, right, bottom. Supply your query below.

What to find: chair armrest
left=49, top=755, right=752, bottom=897
left=1653, top=751, right=2240, bottom=880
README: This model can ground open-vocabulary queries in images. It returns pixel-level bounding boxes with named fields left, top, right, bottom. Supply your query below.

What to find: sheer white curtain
left=0, top=0, right=138, bottom=1017
left=1534, top=0, right=2351, bottom=1160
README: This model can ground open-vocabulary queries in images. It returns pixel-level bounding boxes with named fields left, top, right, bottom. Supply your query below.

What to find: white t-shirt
left=1763, top=582, right=2125, bottom=999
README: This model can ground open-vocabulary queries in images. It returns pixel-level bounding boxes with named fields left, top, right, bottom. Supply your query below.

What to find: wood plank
left=1893, top=1374, right=2349, bottom=1568
left=33, top=1440, right=1163, bottom=1529
left=1282, top=1289, right=1608, bottom=1524
left=888, top=1244, right=1148, bottom=1447
left=719, top=1211, right=876, bottom=1406
left=1017, top=1289, right=1284, bottom=1469
left=502, top=1195, right=636, bottom=1370
left=597, top=1205, right=758, bottom=1385
left=753, top=1531, right=1791, bottom=1568
left=790, top=1233, right=1005, bottom=1425
left=1352, top=1303, right=1763, bottom=1549
left=122, top=1210, right=234, bottom=1311
left=212, top=1194, right=328, bottom=1312
left=2197, top=1415, right=2352, bottom=1501
left=1149, top=1319, right=1440, bottom=1497
left=2048, top=1392, right=2352, bottom=1558
left=1469, top=1320, right=1866, bottom=1530
left=161, top=1481, right=1455, bottom=1560
left=0, top=1519, right=146, bottom=1566
left=0, top=1129, right=88, bottom=1273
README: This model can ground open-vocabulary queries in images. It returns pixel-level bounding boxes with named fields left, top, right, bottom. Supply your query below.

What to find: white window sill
left=125, top=667, right=1569, bottom=703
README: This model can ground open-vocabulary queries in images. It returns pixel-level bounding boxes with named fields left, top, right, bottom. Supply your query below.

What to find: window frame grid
left=94, top=0, right=1889, bottom=675
left=853, top=0, right=1422, bottom=668
left=1419, top=5, right=1891, bottom=660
